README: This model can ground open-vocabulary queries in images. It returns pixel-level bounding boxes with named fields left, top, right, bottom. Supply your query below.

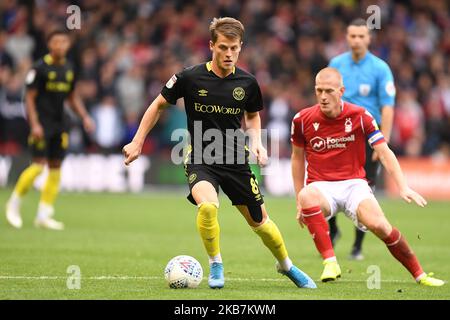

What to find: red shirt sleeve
left=291, top=113, right=305, bottom=148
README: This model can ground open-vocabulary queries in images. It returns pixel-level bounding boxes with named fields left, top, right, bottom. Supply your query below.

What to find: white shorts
left=308, top=179, right=376, bottom=231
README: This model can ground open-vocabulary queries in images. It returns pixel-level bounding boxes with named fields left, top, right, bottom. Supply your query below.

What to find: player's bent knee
left=198, top=202, right=219, bottom=216
left=365, top=220, right=391, bottom=239
left=298, top=187, right=321, bottom=208
left=192, top=181, right=219, bottom=204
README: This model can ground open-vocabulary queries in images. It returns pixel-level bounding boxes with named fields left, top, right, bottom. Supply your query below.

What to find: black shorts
left=29, top=132, right=68, bottom=160
left=185, top=164, right=264, bottom=206
left=365, top=141, right=381, bottom=188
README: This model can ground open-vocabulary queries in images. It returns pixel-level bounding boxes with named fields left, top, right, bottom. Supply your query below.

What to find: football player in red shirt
left=291, top=67, right=443, bottom=286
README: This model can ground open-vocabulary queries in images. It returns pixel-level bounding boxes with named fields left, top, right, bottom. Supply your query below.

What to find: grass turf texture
left=0, top=188, right=448, bottom=300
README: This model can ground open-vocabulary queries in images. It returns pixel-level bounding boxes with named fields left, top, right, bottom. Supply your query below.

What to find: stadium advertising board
left=385, top=158, right=450, bottom=200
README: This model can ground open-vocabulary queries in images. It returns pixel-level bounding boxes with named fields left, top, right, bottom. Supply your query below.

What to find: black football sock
left=328, top=216, right=338, bottom=240
left=352, top=228, right=366, bottom=252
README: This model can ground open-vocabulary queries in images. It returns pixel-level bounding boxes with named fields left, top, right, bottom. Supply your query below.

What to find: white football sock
left=209, top=254, right=222, bottom=264
left=37, top=202, right=54, bottom=221
left=415, top=272, right=427, bottom=282
left=324, top=256, right=337, bottom=263
left=278, top=257, right=293, bottom=271
left=8, top=192, right=22, bottom=208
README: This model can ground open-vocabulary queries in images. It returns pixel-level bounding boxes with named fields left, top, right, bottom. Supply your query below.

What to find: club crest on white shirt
left=313, top=122, right=320, bottom=131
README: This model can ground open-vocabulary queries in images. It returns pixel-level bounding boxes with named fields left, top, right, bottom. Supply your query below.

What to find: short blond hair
left=209, top=17, right=244, bottom=43
left=316, top=67, right=344, bottom=87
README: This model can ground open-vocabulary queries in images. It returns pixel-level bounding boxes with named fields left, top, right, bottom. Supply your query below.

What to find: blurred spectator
left=407, top=12, right=440, bottom=59
left=0, top=69, right=28, bottom=153
left=266, top=85, right=291, bottom=157
left=116, top=63, right=145, bottom=121
left=0, top=31, right=13, bottom=69
left=0, top=30, right=13, bottom=148
left=0, top=0, right=448, bottom=159
left=5, top=22, right=34, bottom=67
left=391, top=89, right=425, bottom=157
left=91, top=95, right=125, bottom=153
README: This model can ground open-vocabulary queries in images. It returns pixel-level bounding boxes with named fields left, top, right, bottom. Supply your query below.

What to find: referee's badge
left=233, top=87, right=245, bottom=101
left=385, top=81, right=396, bottom=97
left=359, top=84, right=371, bottom=96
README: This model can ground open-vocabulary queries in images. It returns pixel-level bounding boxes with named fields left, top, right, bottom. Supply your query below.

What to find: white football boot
left=6, top=193, right=23, bottom=229
left=34, top=202, right=64, bottom=231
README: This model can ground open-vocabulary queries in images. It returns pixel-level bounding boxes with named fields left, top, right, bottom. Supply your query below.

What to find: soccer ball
left=164, top=255, right=203, bottom=289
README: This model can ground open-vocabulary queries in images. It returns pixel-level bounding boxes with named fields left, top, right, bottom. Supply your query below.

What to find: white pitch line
left=0, top=276, right=159, bottom=280
left=0, top=275, right=412, bottom=283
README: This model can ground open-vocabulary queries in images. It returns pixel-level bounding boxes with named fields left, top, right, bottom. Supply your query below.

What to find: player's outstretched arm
left=291, top=145, right=306, bottom=227
left=373, top=142, right=427, bottom=207
left=123, top=94, right=170, bottom=166
left=244, top=111, right=268, bottom=166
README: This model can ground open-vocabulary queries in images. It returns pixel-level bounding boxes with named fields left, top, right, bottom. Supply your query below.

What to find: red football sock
left=383, top=227, right=424, bottom=279
left=302, top=206, right=335, bottom=260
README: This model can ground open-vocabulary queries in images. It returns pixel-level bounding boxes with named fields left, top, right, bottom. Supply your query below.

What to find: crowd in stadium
left=0, top=0, right=449, bottom=159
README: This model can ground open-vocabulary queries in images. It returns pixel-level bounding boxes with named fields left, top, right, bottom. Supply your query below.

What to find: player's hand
left=123, top=140, right=142, bottom=166
left=82, top=116, right=96, bottom=134
left=372, top=150, right=379, bottom=161
left=296, top=201, right=305, bottom=228
left=296, top=210, right=305, bottom=228
left=251, top=145, right=268, bottom=167
left=31, top=123, right=44, bottom=140
left=400, top=187, right=427, bottom=207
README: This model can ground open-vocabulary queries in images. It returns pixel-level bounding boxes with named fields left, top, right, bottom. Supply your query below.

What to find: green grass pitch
left=0, top=188, right=448, bottom=300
